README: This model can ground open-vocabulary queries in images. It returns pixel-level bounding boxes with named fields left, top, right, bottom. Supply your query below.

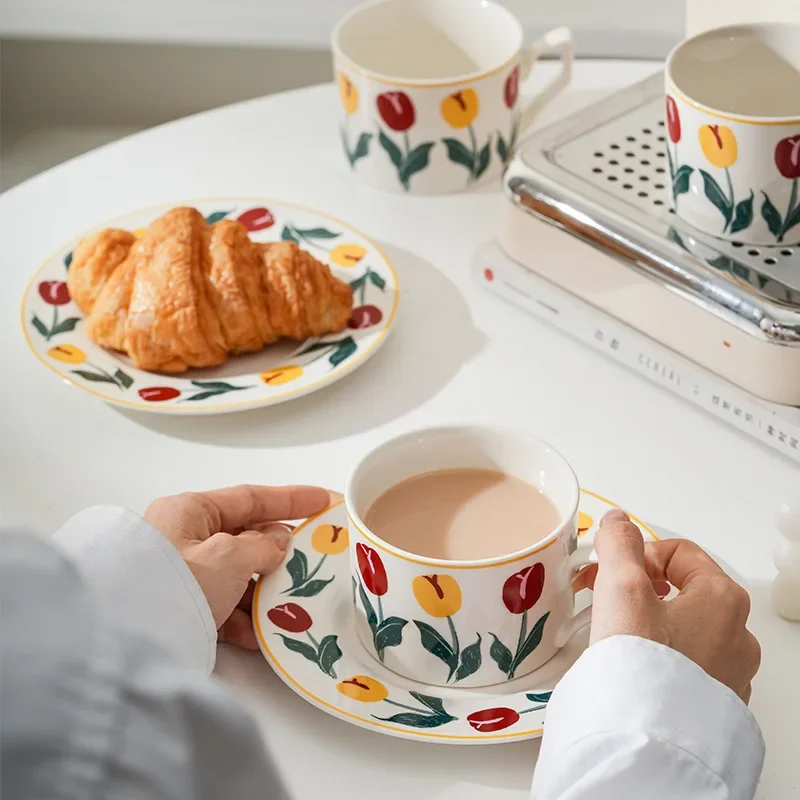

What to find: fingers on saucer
left=199, top=484, right=333, bottom=531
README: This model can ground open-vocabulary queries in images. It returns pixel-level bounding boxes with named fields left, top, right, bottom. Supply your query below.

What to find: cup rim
left=665, top=22, right=800, bottom=125
left=330, top=0, right=523, bottom=88
left=344, top=423, right=580, bottom=569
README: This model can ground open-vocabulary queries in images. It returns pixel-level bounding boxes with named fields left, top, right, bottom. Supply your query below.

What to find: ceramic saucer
left=252, top=489, right=658, bottom=745
left=21, top=198, right=398, bottom=414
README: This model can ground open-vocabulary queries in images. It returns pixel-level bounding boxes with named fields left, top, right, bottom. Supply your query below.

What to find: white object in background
left=773, top=504, right=800, bottom=621
left=687, top=0, right=800, bottom=36
left=331, top=0, right=572, bottom=194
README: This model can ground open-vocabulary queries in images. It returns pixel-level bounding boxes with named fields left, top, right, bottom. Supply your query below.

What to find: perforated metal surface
left=553, top=99, right=800, bottom=281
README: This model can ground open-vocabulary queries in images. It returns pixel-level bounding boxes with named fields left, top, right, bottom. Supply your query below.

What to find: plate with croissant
left=22, top=200, right=398, bottom=413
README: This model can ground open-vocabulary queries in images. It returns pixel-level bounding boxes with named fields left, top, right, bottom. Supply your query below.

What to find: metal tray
left=504, top=72, right=800, bottom=345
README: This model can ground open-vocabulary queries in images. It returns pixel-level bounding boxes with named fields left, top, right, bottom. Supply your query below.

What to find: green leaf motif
left=730, top=191, right=754, bottom=234
left=358, top=577, right=378, bottom=631
left=409, top=692, right=448, bottom=716
left=442, top=137, right=473, bottom=171
left=455, top=634, right=482, bottom=682
left=72, top=370, right=116, bottom=384
left=400, top=142, right=435, bottom=186
left=50, top=315, right=80, bottom=336
left=488, top=633, right=513, bottom=676
left=511, top=612, right=550, bottom=675
left=379, top=131, right=403, bottom=169
left=64, top=251, right=73, bottom=270
left=667, top=227, right=688, bottom=252
left=374, top=616, right=407, bottom=651
left=289, top=577, right=335, bottom=597
left=761, top=193, right=783, bottom=238
left=329, top=337, right=357, bottom=367
left=298, top=340, right=334, bottom=356
left=192, top=380, right=240, bottom=391
left=368, top=271, right=386, bottom=291
left=276, top=634, right=318, bottom=664
left=782, top=203, right=800, bottom=242
left=672, top=164, right=693, bottom=197
left=348, top=275, right=367, bottom=293
left=184, top=391, right=223, bottom=402
left=297, top=227, right=340, bottom=239
left=414, top=620, right=456, bottom=670
left=114, top=368, right=134, bottom=390
left=31, top=314, right=49, bottom=338
left=497, top=134, right=508, bottom=165
left=352, top=132, right=372, bottom=164
left=285, top=549, right=308, bottom=588
left=317, top=634, right=342, bottom=677
left=281, top=225, right=299, bottom=243
left=525, top=691, right=553, bottom=704
left=699, top=169, right=732, bottom=227
left=373, top=712, right=454, bottom=729
left=475, top=141, right=491, bottom=179
left=205, top=210, right=231, bottom=224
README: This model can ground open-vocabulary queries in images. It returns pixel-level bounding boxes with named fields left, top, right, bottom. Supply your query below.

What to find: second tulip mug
left=331, top=0, right=573, bottom=194
left=345, top=425, right=594, bottom=688
left=665, top=23, right=800, bottom=244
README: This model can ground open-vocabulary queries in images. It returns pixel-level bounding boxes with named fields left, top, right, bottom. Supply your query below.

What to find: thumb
left=589, top=510, right=659, bottom=644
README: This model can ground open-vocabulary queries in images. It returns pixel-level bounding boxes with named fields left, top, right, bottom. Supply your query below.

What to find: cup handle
left=555, top=546, right=597, bottom=647
left=518, top=26, right=574, bottom=136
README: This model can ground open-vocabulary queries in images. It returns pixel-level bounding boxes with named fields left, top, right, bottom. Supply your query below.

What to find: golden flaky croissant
left=67, top=207, right=353, bottom=373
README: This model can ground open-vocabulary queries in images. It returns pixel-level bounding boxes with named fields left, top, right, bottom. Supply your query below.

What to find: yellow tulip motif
left=338, top=73, right=359, bottom=115
left=260, top=365, right=303, bottom=386
left=699, top=125, right=737, bottom=169
left=578, top=511, right=593, bottom=537
left=311, top=524, right=349, bottom=555
left=47, top=344, right=87, bottom=364
left=329, top=244, right=366, bottom=268
left=337, top=675, right=388, bottom=702
left=413, top=574, right=462, bottom=618
left=441, top=90, right=479, bottom=129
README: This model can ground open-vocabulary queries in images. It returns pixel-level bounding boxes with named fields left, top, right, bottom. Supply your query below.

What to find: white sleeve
left=532, top=635, right=765, bottom=800
left=52, top=505, right=217, bottom=673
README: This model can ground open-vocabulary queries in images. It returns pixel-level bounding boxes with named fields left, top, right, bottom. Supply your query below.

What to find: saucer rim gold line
left=252, top=491, right=659, bottom=743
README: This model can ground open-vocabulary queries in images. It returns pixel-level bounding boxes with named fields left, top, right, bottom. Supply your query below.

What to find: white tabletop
left=1, top=59, right=798, bottom=799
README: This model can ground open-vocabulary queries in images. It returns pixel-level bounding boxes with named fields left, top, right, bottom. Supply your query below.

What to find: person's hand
left=578, top=509, right=761, bottom=703
left=145, top=484, right=333, bottom=650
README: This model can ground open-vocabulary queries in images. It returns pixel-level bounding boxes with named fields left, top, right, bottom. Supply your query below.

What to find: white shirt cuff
left=52, top=505, right=217, bottom=673
left=533, top=635, right=765, bottom=800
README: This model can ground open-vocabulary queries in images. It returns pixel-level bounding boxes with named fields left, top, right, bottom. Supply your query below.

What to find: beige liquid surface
left=364, top=468, right=561, bottom=561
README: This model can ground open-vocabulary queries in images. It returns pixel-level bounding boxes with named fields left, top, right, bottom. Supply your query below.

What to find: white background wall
left=1, top=0, right=683, bottom=58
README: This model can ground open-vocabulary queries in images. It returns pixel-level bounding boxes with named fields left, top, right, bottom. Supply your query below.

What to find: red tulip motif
left=237, top=207, right=275, bottom=232
left=38, top=281, right=71, bottom=306
left=139, top=386, right=181, bottom=402
left=467, top=707, right=520, bottom=733
left=775, top=136, right=800, bottom=180
left=268, top=602, right=313, bottom=633
left=348, top=305, right=383, bottom=329
left=504, top=66, right=520, bottom=109
left=502, top=563, right=545, bottom=614
left=356, top=543, right=388, bottom=596
left=666, top=96, right=681, bottom=144
left=376, top=92, right=415, bottom=132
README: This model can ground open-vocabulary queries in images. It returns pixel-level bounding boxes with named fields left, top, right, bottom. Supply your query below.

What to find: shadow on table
left=116, top=242, right=486, bottom=448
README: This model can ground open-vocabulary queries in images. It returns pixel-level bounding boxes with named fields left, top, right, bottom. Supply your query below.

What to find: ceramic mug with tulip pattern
left=665, top=23, right=800, bottom=245
left=344, top=425, right=594, bottom=688
left=331, top=0, right=573, bottom=194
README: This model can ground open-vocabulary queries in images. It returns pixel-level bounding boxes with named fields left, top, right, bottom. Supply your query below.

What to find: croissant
left=67, top=207, right=353, bottom=374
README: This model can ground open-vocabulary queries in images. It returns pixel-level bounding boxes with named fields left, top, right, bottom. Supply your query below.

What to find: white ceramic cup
left=344, top=425, right=593, bottom=688
left=665, top=23, right=800, bottom=245
left=331, top=0, right=573, bottom=194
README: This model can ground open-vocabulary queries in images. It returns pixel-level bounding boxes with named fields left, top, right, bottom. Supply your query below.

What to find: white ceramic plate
left=21, top=198, right=399, bottom=414
left=253, top=490, right=658, bottom=745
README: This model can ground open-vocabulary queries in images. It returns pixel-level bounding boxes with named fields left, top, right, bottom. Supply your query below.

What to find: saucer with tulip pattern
left=252, top=489, right=658, bottom=744
left=21, top=198, right=398, bottom=414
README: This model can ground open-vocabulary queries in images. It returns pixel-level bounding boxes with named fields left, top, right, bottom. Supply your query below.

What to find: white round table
left=1, top=60, right=797, bottom=799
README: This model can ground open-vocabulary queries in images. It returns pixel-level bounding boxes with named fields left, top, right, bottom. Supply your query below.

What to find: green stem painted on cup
left=446, top=615, right=460, bottom=683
